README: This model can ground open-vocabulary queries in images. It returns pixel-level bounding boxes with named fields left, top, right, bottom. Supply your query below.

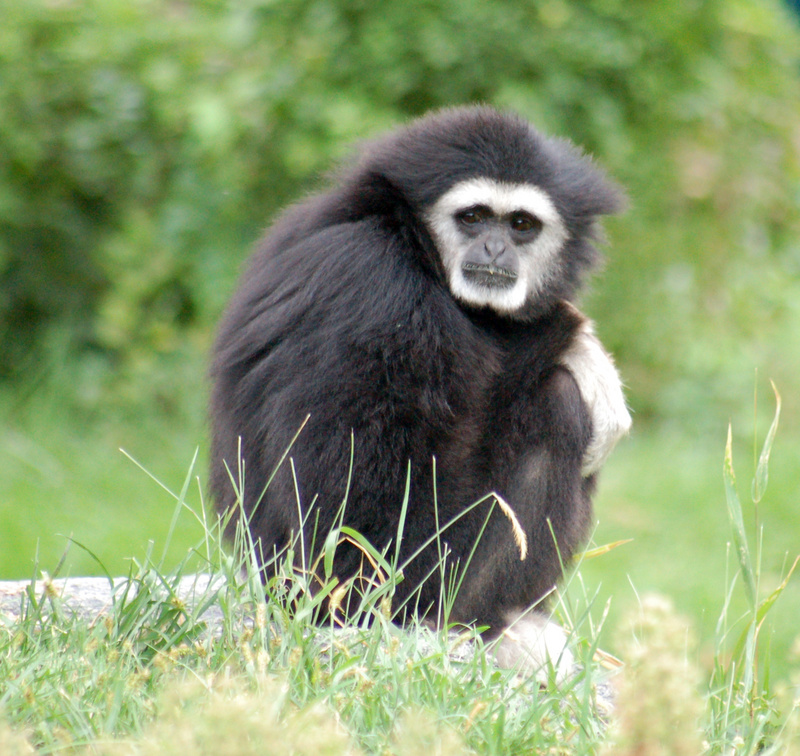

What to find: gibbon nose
left=484, top=236, right=506, bottom=260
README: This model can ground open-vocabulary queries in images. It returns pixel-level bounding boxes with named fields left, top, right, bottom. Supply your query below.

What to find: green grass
left=1, top=385, right=799, bottom=752
left=0, top=445, right=798, bottom=754
left=2, top=384, right=798, bottom=683
left=581, top=422, right=800, bottom=685
left=1, top=482, right=618, bottom=754
left=0, top=391, right=208, bottom=580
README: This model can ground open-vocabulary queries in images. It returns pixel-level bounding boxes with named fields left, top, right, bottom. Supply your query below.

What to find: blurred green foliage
left=1, top=0, right=799, bottom=428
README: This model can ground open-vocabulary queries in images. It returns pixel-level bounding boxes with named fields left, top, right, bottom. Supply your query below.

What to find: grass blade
left=723, top=424, right=756, bottom=609
left=755, top=554, right=799, bottom=626
left=578, top=539, right=633, bottom=561
left=751, top=381, right=781, bottom=504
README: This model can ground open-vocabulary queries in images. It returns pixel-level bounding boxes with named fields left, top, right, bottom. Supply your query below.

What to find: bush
left=1, top=0, right=798, bottom=425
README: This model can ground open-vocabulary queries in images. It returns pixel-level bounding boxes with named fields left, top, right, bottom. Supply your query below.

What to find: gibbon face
left=426, top=177, right=568, bottom=314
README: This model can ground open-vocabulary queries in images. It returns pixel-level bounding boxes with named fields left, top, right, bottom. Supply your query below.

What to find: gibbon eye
left=457, top=206, right=490, bottom=226
left=509, top=212, right=542, bottom=234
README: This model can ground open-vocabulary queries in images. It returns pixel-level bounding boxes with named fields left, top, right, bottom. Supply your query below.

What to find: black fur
left=210, top=106, right=622, bottom=633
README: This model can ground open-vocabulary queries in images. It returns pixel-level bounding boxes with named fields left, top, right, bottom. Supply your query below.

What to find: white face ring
left=425, top=178, right=568, bottom=313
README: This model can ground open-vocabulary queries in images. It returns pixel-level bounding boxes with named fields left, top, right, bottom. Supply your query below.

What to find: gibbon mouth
left=462, top=262, right=518, bottom=288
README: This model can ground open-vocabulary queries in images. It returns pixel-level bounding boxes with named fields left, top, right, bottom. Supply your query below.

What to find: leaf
left=724, top=424, right=756, bottom=609
left=339, top=527, right=393, bottom=577
left=751, top=381, right=781, bottom=504
left=756, top=554, right=799, bottom=626
left=322, top=527, right=340, bottom=580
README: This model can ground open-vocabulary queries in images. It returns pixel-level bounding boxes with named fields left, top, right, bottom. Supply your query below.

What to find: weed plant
left=1, top=399, right=798, bottom=754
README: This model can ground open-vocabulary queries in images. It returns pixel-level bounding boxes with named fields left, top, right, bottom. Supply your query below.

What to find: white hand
left=560, top=312, right=631, bottom=476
